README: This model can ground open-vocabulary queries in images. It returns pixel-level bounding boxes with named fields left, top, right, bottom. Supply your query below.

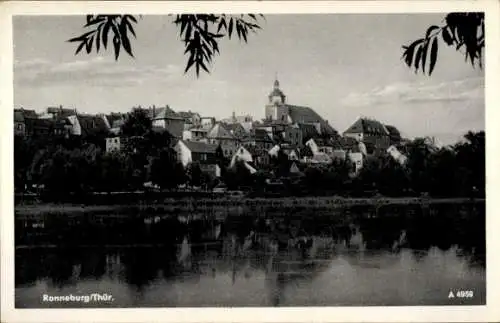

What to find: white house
left=230, top=146, right=253, bottom=167
left=174, top=140, right=221, bottom=177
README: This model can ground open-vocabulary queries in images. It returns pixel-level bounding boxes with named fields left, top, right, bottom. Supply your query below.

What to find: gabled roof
left=250, top=128, right=273, bottom=142
left=14, top=108, right=38, bottom=121
left=286, top=105, right=337, bottom=135
left=224, top=123, right=249, bottom=138
left=77, top=115, right=109, bottom=136
left=150, top=106, right=183, bottom=120
left=243, top=144, right=268, bottom=157
left=47, top=107, right=76, bottom=118
left=14, top=111, right=24, bottom=122
left=298, top=123, right=320, bottom=140
left=177, top=111, right=200, bottom=119
left=106, top=113, right=125, bottom=127
left=344, top=117, right=389, bottom=135
left=385, top=124, right=401, bottom=138
left=182, top=140, right=218, bottom=154
left=207, top=123, right=235, bottom=140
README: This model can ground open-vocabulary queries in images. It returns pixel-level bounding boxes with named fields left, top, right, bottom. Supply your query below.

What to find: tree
left=121, top=108, right=152, bottom=138
left=188, top=162, right=203, bottom=187
left=150, top=148, right=186, bottom=190
left=215, top=144, right=228, bottom=175
left=68, top=14, right=264, bottom=77
left=405, top=138, right=434, bottom=194
left=402, top=12, right=484, bottom=75
left=97, top=151, right=135, bottom=192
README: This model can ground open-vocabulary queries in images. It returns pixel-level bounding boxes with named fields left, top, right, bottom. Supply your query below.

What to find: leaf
left=120, top=21, right=134, bottom=57
left=441, top=27, right=454, bottom=46
left=414, top=45, right=423, bottom=72
left=113, top=35, right=121, bottom=60
left=96, top=28, right=101, bottom=53
left=103, top=22, right=111, bottom=49
left=84, top=16, right=106, bottom=27
left=199, top=60, right=210, bottom=73
left=125, top=20, right=136, bottom=38
left=217, top=19, right=227, bottom=33
left=86, top=36, right=94, bottom=54
left=425, top=25, right=440, bottom=39
left=68, top=30, right=95, bottom=43
left=428, top=37, right=438, bottom=75
left=75, top=41, right=85, bottom=55
left=228, top=18, right=234, bottom=38
left=184, top=54, right=196, bottom=74
left=421, top=41, right=429, bottom=74
left=125, top=15, right=138, bottom=23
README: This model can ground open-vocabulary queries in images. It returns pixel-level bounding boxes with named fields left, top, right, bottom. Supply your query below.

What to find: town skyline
left=14, top=14, right=484, bottom=145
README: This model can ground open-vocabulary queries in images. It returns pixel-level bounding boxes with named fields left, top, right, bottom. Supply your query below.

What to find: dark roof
left=47, top=107, right=76, bottom=118
left=54, top=116, right=72, bottom=127
left=24, top=118, right=54, bottom=131
left=269, top=88, right=286, bottom=98
left=385, top=125, right=401, bottom=138
left=242, top=144, right=268, bottom=157
left=150, top=106, right=183, bottom=120
left=183, top=140, right=218, bottom=154
left=298, top=123, right=320, bottom=139
left=224, top=123, right=249, bottom=138
left=14, top=109, right=38, bottom=121
left=106, top=113, right=125, bottom=127
left=207, top=123, right=235, bottom=139
left=344, top=118, right=389, bottom=135
left=14, top=111, right=24, bottom=122
left=77, top=115, right=109, bottom=136
left=286, top=105, right=337, bottom=136
left=251, top=128, right=273, bottom=142
left=177, top=111, right=200, bottom=119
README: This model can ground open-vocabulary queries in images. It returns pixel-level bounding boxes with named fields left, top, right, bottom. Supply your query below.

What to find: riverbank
left=14, top=196, right=484, bottom=217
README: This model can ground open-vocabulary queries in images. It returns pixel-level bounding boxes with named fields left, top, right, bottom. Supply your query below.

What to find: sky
left=13, top=14, right=484, bottom=145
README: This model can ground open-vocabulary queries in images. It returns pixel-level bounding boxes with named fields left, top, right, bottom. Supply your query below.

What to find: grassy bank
left=14, top=196, right=484, bottom=217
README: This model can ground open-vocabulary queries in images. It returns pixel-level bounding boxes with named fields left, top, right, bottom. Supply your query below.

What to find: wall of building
left=348, top=152, right=364, bottom=174
left=106, top=137, right=121, bottom=153
left=285, top=126, right=303, bottom=147
left=175, top=141, right=192, bottom=167
left=344, top=132, right=363, bottom=142
left=14, top=122, right=25, bottom=136
left=67, top=115, right=82, bottom=136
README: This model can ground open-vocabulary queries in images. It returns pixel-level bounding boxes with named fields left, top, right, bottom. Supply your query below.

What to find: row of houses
left=14, top=78, right=409, bottom=180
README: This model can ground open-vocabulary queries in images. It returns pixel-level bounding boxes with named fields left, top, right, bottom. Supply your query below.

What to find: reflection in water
left=15, top=203, right=485, bottom=307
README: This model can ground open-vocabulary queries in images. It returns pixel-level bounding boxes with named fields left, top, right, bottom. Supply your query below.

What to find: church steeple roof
left=269, top=76, right=286, bottom=104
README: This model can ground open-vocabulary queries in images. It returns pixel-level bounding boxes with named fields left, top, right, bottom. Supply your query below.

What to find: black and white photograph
left=1, top=1, right=499, bottom=322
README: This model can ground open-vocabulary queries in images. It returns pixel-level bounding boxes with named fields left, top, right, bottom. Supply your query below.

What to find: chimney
left=60, top=105, right=63, bottom=110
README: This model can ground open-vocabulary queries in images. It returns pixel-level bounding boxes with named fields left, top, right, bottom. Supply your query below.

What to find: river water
left=15, top=202, right=486, bottom=307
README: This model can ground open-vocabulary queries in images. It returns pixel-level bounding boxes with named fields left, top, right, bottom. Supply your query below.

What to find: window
left=201, top=154, right=207, bottom=161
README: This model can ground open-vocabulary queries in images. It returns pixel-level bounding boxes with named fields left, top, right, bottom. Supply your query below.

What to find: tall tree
left=402, top=12, right=484, bottom=76
left=121, top=108, right=152, bottom=138
left=68, top=14, right=264, bottom=77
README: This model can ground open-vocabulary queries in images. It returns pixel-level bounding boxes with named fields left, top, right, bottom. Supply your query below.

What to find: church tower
left=265, top=76, right=288, bottom=122
left=268, top=77, right=286, bottom=105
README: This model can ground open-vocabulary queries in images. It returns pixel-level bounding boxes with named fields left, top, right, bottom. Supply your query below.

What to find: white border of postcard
left=1, top=1, right=499, bottom=322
